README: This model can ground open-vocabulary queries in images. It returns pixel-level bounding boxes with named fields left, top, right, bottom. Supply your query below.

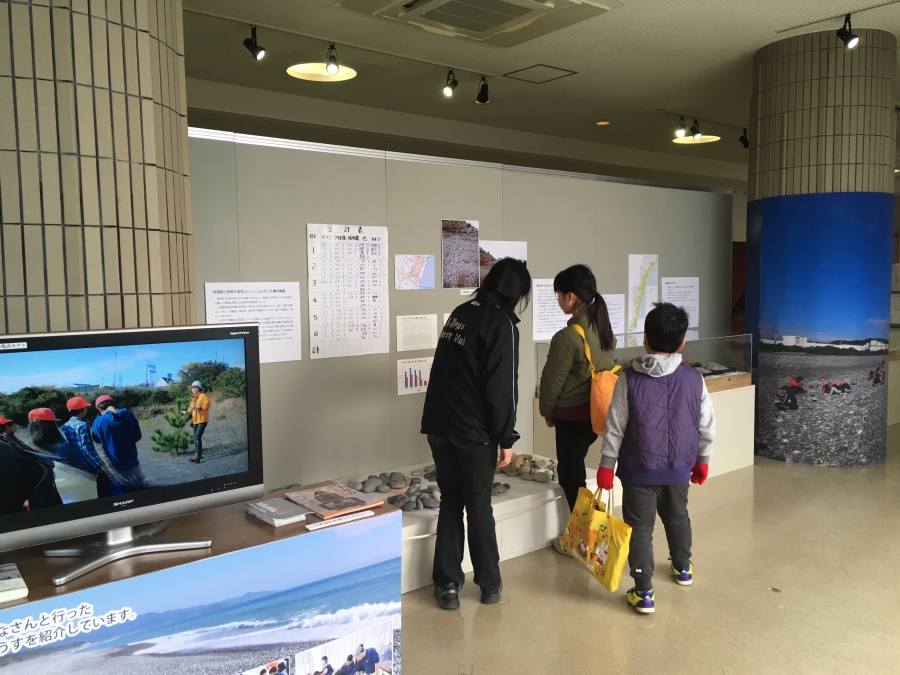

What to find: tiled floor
left=401, top=427, right=900, bottom=674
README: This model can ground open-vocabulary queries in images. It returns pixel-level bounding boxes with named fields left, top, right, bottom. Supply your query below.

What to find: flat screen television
left=0, top=323, right=264, bottom=584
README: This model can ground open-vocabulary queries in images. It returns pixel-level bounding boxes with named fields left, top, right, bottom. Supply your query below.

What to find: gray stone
left=410, top=477, right=422, bottom=484
left=535, top=459, right=549, bottom=469
left=411, top=469, right=425, bottom=476
left=402, top=500, right=417, bottom=511
left=362, top=477, right=382, bottom=493
left=390, top=480, right=406, bottom=489
left=518, top=465, right=532, bottom=476
left=521, top=472, right=536, bottom=481
left=390, top=472, right=406, bottom=482
left=348, top=481, right=364, bottom=491
left=502, top=465, right=519, bottom=477
left=551, top=472, right=558, bottom=481
left=427, top=484, right=439, bottom=490
left=376, top=484, right=391, bottom=493
left=422, top=497, right=440, bottom=508
left=493, top=483, right=508, bottom=494
left=534, top=469, right=552, bottom=483
left=431, top=490, right=441, bottom=500
left=368, top=475, right=379, bottom=480
left=416, top=499, right=424, bottom=510
left=406, top=485, right=421, bottom=496
left=378, top=472, right=391, bottom=485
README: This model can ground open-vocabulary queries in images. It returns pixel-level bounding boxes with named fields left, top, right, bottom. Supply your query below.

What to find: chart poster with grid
left=307, top=224, right=390, bottom=359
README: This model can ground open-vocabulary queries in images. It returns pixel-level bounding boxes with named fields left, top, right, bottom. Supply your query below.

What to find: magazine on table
left=284, top=484, right=383, bottom=519
left=244, top=497, right=310, bottom=526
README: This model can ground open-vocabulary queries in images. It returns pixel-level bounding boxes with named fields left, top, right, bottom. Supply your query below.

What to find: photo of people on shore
left=751, top=194, right=891, bottom=466
left=294, top=620, right=395, bottom=675
left=0, top=339, right=249, bottom=514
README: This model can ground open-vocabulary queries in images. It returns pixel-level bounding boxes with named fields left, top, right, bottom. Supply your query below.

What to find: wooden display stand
left=0, top=484, right=402, bottom=674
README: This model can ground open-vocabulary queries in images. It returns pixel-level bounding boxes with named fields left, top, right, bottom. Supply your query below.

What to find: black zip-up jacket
left=421, top=300, right=521, bottom=448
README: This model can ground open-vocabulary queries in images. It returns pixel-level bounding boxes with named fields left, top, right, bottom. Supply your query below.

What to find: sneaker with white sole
left=626, top=587, right=655, bottom=614
left=671, top=561, right=693, bottom=586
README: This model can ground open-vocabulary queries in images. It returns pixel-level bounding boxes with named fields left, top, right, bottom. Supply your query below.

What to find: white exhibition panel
left=189, top=129, right=733, bottom=490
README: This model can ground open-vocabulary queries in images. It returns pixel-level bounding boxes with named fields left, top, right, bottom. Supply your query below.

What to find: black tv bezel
left=0, top=323, right=264, bottom=540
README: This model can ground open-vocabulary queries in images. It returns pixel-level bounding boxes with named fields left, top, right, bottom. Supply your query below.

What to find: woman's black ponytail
left=553, top=265, right=615, bottom=351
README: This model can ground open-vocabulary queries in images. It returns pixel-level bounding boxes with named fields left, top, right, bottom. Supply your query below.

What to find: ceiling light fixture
left=836, top=14, right=859, bottom=49
left=675, top=117, right=686, bottom=138
left=443, top=69, right=458, bottom=97
left=475, top=75, right=490, bottom=104
left=673, top=135, right=721, bottom=145
left=243, top=25, right=265, bottom=61
left=739, top=129, right=750, bottom=148
left=325, top=42, right=339, bottom=75
left=595, top=121, right=611, bottom=126
left=690, top=119, right=701, bottom=140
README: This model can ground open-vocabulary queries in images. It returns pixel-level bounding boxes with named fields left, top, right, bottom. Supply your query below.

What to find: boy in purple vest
left=597, top=302, right=716, bottom=614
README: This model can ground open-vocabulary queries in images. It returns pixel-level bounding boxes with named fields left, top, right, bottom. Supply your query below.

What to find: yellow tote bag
left=560, top=487, right=632, bottom=592
left=571, top=324, right=621, bottom=435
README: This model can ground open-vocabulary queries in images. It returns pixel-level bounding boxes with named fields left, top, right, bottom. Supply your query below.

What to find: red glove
left=690, top=462, right=708, bottom=485
left=596, top=466, right=614, bottom=490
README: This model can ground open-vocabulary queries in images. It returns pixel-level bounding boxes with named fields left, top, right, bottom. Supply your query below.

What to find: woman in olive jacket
left=538, top=265, right=615, bottom=553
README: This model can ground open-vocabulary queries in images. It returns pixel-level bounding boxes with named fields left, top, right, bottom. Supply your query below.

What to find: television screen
left=0, top=337, right=251, bottom=516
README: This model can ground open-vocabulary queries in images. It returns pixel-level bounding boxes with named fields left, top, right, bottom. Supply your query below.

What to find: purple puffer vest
left=617, top=362, right=703, bottom=485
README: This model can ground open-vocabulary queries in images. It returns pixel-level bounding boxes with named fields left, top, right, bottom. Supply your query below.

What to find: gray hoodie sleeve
left=695, top=380, right=716, bottom=464
left=599, top=374, right=629, bottom=469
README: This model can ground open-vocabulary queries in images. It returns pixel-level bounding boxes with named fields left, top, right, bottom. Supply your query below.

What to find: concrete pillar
left=0, top=0, right=194, bottom=335
left=747, top=29, right=896, bottom=465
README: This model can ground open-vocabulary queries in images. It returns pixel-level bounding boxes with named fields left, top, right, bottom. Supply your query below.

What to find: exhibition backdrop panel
left=0, top=511, right=402, bottom=674
left=746, top=192, right=893, bottom=466
left=188, top=131, right=732, bottom=488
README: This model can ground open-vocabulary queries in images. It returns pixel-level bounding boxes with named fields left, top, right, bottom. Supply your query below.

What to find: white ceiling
left=182, top=0, right=900, bottom=165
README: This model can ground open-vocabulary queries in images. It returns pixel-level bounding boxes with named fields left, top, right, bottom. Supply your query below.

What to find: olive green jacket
left=538, top=309, right=615, bottom=420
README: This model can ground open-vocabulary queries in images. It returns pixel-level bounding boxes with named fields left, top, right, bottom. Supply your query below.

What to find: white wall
left=189, top=131, right=733, bottom=489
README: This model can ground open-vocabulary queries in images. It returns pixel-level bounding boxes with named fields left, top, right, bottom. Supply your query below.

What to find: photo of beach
left=0, top=513, right=401, bottom=675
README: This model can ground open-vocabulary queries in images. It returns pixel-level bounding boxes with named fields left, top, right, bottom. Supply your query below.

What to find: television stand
left=43, top=522, right=212, bottom=586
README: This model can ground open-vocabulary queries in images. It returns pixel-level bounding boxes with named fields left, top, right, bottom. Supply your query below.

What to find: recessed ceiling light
left=595, top=121, right=611, bottom=126
left=673, top=135, right=721, bottom=144
left=286, top=62, right=357, bottom=82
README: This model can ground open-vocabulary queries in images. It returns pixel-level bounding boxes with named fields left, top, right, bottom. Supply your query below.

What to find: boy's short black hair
left=644, top=302, right=689, bottom=353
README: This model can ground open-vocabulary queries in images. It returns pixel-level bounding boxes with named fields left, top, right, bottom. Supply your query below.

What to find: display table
left=345, top=463, right=570, bottom=593
left=0, top=484, right=401, bottom=675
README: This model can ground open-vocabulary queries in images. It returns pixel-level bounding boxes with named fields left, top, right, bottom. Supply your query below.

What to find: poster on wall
left=628, top=254, right=659, bottom=334
left=0, top=513, right=402, bottom=674
left=478, top=240, right=527, bottom=284
left=441, top=219, right=480, bottom=288
left=394, top=254, right=435, bottom=290
left=533, top=279, right=569, bottom=341
left=396, top=314, right=438, bottom=352
left=602, top=293, right=626, bottom=336
left=398, top=357, right=433, bottom=395
left=661, top=277, right=700, bottom=328
left=205, top=282, right=302, bottom=363
left=307, top=224, right=390, bottom=359
left=749, top=194, right=891, bottom=466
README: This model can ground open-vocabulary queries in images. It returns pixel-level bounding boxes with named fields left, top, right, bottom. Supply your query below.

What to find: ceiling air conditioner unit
left=333, top=0, right=624, bottom=48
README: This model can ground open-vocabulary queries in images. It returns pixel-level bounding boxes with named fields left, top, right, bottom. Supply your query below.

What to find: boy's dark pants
left=622, top=482, right=692, bottom=592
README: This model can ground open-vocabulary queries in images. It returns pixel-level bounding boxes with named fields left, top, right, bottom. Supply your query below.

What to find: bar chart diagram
left=397, top=357, right=433, bottom=395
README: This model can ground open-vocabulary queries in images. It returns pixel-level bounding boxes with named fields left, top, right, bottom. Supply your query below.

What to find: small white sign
left=396, top=315, right=438, bottom=352
left=0, top=342, right=27, bottom=351
left=661, top=277, right=700, bottom=328
left=398, top=357, right=433, bottom=395
left=205, top=282, right=302, bottom=363
left=533, top=279, right=569, bottom=341
left=601, top=293, right=626, bottom=336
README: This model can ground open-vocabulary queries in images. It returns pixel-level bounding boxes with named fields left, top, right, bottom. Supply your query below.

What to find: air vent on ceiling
left=503, top=64, right=576, bottom=83
left=334, top=0, right=624, bottom=48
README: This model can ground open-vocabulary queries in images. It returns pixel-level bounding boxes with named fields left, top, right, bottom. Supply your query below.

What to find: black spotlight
left=690, top=119, right=701, bottom=140
left=836, top=14, right=859, bottom=49
left=443, top=69, right=458, bottom=97
left=739, top=128, right=749, bottom=148
left=475, top=75, right=490, bottom=104
left=243, top=25, right=265, bottom=61
left=675, top=116, right=686, bottom=138
left=326, top=42, right=339, bottom=75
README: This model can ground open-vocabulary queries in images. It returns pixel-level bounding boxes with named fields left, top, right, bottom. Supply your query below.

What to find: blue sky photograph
left=758, top=192, right=893, bottom=343
left=0, top=339, right=246, bottom=394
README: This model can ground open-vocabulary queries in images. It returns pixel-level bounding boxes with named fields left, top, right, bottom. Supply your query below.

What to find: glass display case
left=535, top=333, right=753, bottom=398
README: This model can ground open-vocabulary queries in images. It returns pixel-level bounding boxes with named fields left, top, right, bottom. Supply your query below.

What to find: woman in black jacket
left=421, top=257, right=531, bottom=610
